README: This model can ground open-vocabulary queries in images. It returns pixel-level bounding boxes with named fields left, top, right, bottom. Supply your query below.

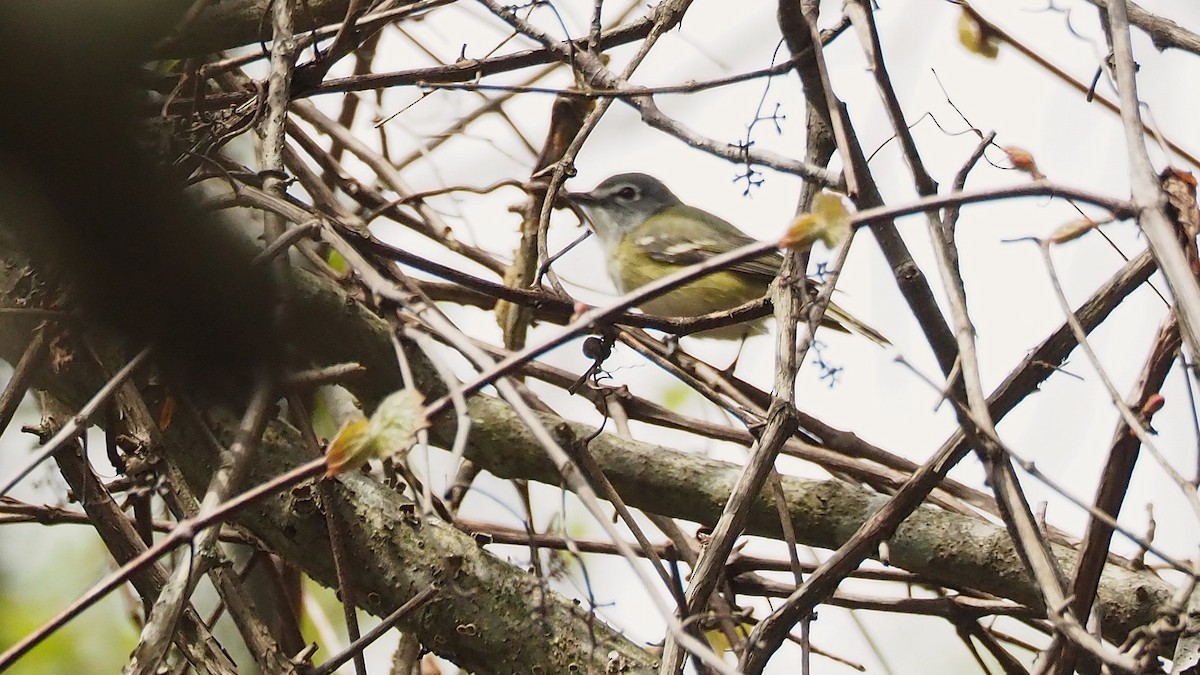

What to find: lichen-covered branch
left=0, top=222, right=1173, bottom=659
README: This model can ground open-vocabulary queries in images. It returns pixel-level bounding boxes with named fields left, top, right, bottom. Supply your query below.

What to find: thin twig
left=0, top=346, right=153, bottom=497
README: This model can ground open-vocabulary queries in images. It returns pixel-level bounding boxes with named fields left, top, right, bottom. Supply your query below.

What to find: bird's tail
left=823, top=300, right=891, bottom=347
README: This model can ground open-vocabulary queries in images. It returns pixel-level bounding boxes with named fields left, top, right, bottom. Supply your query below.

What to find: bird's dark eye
left=615, top=186, right=639, bottom=202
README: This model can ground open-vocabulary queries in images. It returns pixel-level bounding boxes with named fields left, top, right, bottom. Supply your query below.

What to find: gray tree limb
left=0, top=220, right=1175, bottom=664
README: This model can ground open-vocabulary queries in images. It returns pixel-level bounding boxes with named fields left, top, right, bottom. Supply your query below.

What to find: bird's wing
left=628, top=206, right=891, bottom=344
left=631, top=205, right=783, bottom=281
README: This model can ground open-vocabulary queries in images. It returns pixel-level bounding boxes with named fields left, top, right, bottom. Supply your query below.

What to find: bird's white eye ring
left=616, top=185, right=639, bottom=202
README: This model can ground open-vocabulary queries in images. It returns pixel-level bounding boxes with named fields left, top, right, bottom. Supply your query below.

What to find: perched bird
left=566, top=172, right=886, bottom=343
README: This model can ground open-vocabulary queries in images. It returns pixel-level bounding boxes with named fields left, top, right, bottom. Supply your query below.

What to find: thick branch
left=154, top=0, right=354, bottom=56
left=0, top=221, right=1173, bottom=662
left=0, top=233, right=655, bottom=674
left=450, top=395, right=1171, bottom=649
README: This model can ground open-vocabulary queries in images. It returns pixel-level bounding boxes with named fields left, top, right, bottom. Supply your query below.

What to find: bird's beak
left=559, top=190, right=599, bottom=231
left=562, top=189, right=600, bottom=205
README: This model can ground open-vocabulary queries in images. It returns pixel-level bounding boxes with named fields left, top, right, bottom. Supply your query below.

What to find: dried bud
left=1048, top=218, right=1099, bottom=244
left=1004, top=146, right=1046, bottom=180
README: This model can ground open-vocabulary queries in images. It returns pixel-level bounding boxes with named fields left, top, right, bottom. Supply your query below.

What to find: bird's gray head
left=566, top=173, right=682, bottom=251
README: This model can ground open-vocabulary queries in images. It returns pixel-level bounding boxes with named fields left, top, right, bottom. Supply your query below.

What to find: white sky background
left=4, top=1, right=1200, bottom=673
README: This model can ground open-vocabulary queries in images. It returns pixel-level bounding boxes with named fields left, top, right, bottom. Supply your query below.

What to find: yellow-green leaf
left=324, top=389, right=427, bottom=477
left=780, top=191, right=851, bottom=251
left=326, top=248, right=348, bottom=275
left=324, top=418, right=371, bottom=477
left=958, top=10, right=1000, bottom=59
left=704, top=615, right=752, bottom=653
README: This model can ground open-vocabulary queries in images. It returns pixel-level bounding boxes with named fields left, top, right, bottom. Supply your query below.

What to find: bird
left=565, top=172, right=887, bottom=344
